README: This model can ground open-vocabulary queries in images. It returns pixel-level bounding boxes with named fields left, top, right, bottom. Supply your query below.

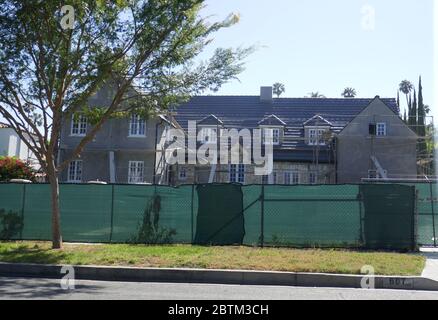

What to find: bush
left=0, top=209, right=24, bottom=240
left=0, top=156, right=35, bottom=182
left=131, top=194, right=177, bottom=244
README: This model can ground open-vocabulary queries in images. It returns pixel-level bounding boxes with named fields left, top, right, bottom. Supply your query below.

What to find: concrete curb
left=1, top=262, right=438, bottom=291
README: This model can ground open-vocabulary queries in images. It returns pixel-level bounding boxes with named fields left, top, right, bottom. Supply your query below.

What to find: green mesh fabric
left=0, top=183, right=425, bottom=249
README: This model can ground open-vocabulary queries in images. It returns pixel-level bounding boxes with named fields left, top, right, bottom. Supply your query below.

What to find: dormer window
left=199, top=127, right=218, bottom=143
left=308, top=128, right=327, bottom=146
left=262, top=127, right=281, bottom=145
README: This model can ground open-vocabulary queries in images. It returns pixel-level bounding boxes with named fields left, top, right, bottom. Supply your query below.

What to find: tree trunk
left=47, top=160, right=62, bottom=249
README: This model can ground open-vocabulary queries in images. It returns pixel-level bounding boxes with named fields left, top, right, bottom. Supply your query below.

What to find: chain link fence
left=0, top=182, right=422, bottom=250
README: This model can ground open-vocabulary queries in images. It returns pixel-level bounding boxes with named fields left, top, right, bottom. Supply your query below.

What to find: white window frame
left=307, top=127, right=328, bottom=146
left=68, top=160, right=83, bottom=183
left=262, top=127, right=281, bottom=145
left=229, top=164, right=245, bottom=184
left=129, top=114, right=146, bottom=137
left=376, top=123, right=387, bottom=136
left=284, top=171, right=300, bottom=185
left=178, top=167, right=187, bottom=181
left=199, top=127, right=218, bottom=143
left=128, top=161, right=144, bottom=184
left=70, top=114, right=87, bottom=136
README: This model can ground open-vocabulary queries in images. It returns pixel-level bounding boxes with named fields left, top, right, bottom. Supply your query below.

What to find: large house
left=58, top=86, right=418, bottom=185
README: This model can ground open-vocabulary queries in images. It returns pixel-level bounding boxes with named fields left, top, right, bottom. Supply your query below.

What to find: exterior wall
left=59, top=149, right=157, bottom=184
left=59, top=85, right=169, bottom=183
left=337, top=98, right=417, bottom=183
left=0, top=128, right=40, bottom=169
left=172, top=162, right=335, bottom=185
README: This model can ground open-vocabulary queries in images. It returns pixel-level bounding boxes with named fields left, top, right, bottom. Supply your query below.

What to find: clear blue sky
left=200, top=0, right=435, bottom=119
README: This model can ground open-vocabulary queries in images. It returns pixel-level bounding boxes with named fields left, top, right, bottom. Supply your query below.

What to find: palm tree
left=341, top=87, right=357, bottom=98
left=272, top=82, right=285, bottom=98
left=307, top=91, right=326, bottom=98
left=399, top=80, right=414, bottom=107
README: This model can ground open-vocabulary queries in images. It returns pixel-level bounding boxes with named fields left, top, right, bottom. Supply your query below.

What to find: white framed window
left=68, top=160, right=83, bottom=183
left=262, top=128, right=281, bottom=145
left=129, top=114, right=146, bottom=137
left=376, top=123, right=387, bottom=136
left=309, top=172, right=317, bottom=185
left=178, top=167, right=187, bottom=181
left=128, top=161, right=144, bottom=183
left=71, top=114, right=87, bottom=136
left=308, top=128, right=327, bottom=145
left=284, top=171, right=299, bottom=185
left=199, top=127, right=218, bottom=143
left=229, top=164, right=245, bottom=184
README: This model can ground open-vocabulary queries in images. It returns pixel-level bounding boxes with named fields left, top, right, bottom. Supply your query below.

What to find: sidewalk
left=421, top=247, right=438, bottom=281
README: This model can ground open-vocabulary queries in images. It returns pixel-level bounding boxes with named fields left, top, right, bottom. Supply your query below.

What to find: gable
left=338, top=97, right=417, bottom=138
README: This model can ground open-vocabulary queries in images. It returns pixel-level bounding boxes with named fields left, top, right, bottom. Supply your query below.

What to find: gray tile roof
left=174, top=96, right=399, bottom=163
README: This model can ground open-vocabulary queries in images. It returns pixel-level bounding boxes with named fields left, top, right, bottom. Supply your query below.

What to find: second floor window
left=68, top=160, right=82, bottom=183
left=129, top=114, right=146, bottom=136
left=71, top=114, right=87, bottom=136
left=128, top=161, right=144, bottom=183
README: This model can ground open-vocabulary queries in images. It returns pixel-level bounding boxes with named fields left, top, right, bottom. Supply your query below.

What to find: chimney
left=260, top=86, right=273, bottom=103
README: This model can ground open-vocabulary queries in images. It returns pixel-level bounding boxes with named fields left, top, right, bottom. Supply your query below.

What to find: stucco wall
left=336, top=98, right=417, bottom=183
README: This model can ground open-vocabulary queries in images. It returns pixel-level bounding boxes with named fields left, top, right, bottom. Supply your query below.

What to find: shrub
left=0, top=156, right=35, bottom=182
left=131, top=194, right=177, bottom=244
left=0, top=209, right=24, bottom=240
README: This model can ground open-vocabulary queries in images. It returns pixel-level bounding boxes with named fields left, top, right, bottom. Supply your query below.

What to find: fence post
left=20, top=183, right=26, bottom=239
left=429, top=181, right=437, bottom=247
left=109, top=184, right=115, bottom=243
left=260, top=184, right=265, bottom=248
left=191, top=184, right=194, bottom=244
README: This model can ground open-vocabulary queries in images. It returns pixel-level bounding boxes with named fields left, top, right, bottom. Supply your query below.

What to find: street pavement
left=1, top=277, right=438, bottom=300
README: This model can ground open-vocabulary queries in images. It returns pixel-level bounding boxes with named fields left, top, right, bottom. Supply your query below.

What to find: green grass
left=0, top=241, right=426, bottom=276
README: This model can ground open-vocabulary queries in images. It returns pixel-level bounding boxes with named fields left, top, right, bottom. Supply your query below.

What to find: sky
left=199, top=0, right=435, bottom=121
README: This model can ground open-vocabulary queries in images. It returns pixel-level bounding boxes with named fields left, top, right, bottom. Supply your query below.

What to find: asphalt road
left=1, top=277, right=438, bottom=300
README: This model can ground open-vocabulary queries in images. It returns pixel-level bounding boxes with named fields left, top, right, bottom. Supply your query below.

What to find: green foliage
left=0, top=157, right=36, bottom=182
left=341, top=87, right=357, bottom=98
left=0, top=210, right=24, bottom=240
left=132, top=194, right=176, bottom=244
left=272, top=82, right=285, bottom=98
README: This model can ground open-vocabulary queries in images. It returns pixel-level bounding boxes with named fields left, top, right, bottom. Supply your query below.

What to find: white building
left=0, top=123, right=40, bottom=170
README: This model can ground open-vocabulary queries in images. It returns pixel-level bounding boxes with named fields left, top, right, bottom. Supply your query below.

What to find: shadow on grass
left=0, top=244, right=68, bottom=265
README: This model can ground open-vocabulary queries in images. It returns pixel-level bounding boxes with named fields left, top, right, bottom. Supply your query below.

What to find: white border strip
left=434, top=0, right=438, bottom=123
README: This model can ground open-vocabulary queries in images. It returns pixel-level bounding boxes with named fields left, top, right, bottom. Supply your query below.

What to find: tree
left=0, top=1, right=252, bottom=249
left=0, top=157, right=36, bottom=182
left=341, top=87, right=357, bottom=98
left=410, top=89, right=417, bottom=133
left=307, top=92, right=326, bottom=98
left=399, top=80, right=414, bottom=108
left=272, top=82, right=285, bottom=98
left=417, top=76, right=428, bottom=158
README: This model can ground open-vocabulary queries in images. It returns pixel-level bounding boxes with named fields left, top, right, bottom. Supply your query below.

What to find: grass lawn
left=0, top=241, right=425, bottom=276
